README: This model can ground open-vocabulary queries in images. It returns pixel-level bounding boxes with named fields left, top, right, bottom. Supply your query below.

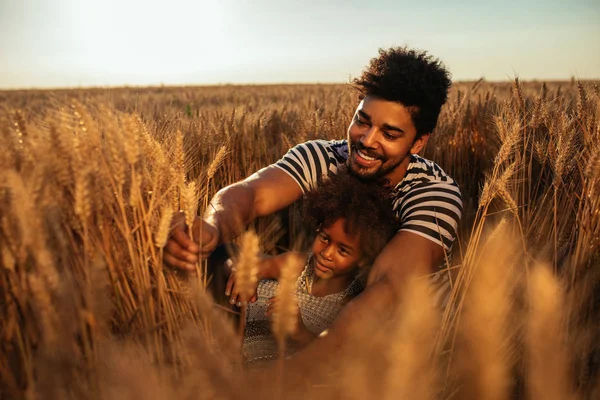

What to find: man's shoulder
left=304, top=139, right=347, bottom=156
left=275, top=139, right=348, bottom=193
left=291, top=139, right=348, bottom=163
left=398, top=155, right=461, bottom=193
left=393, top=155, right=463, bottom=215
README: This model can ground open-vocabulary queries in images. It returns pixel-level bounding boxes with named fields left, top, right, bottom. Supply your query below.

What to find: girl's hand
left=264, top=296, right=279, bottom=318
left=225, top=255, right=278, bottom=307
left=224, top=259, right=258, bottom=307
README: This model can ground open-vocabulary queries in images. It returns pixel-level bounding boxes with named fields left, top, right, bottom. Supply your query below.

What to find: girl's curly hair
left=303, top=169, right=399, bottom=264
left=352, top=46, right=452, bottom=139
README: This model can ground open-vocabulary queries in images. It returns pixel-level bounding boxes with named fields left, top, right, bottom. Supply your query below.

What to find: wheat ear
left=526, top=265, right=576, bottom=400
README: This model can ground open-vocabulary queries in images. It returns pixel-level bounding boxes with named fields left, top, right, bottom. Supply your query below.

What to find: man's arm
left=283, top=231, right=445, bottom=380
left=366, top=230, right=445, bottom=289
left=163, top=165, right=303, bottom=271
left=204, top=165, right=304, bottom=244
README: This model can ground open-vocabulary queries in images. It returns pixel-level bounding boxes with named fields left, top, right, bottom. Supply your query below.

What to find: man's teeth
left=357, top=150, right=377, bottom=161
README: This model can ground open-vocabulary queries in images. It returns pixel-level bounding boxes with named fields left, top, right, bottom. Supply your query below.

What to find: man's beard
left=346, top=142, right=400, bottom=185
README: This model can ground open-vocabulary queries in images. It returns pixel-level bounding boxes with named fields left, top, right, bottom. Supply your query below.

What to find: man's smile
left=351, top=145, right=384, bottom=168
left=357, top=149, right=379, bottom=161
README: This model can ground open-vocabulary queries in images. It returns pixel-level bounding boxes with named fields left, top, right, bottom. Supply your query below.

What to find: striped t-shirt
left=273, top=139, right=462, bottom=272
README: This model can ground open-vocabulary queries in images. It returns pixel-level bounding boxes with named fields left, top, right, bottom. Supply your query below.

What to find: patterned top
left=272, top=139, right=463, bottom=307
left=242, top=256, right=364, bottom=364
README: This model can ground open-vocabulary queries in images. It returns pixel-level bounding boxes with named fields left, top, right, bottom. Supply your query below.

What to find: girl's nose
left=320, top=245, right=334, bottom=261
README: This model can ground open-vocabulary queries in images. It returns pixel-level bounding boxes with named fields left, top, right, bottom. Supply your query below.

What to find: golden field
left=0, top=80, right=599, bottom=399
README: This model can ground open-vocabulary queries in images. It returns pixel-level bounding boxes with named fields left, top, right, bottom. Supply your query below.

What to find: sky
left=0, top=0, right=598, bottom=89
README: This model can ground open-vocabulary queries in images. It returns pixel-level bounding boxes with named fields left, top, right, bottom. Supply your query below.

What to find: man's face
left=346, top=95, right=429, bottom=186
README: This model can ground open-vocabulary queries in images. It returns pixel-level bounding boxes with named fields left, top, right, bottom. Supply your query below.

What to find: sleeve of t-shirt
left=272, top=140, right=333, bottom=194
left=398, top=182, right=463, bottom=252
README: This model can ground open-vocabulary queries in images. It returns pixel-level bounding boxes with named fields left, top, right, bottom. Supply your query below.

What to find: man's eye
left=355, top=116, right=367, bottom=126
left=383, top=131, right=397, bottom=140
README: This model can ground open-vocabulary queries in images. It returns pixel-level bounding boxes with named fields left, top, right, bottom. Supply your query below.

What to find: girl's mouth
left=314, top=259, right=333, bottom=273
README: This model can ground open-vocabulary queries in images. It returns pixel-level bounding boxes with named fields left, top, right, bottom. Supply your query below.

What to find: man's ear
left=410, top=133, right=430, bottom=154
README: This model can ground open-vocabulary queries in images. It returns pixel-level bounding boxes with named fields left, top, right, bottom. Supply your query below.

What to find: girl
left=226, top=170, right=399, bottom=364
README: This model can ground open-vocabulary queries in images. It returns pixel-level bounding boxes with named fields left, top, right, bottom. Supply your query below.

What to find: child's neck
left=311, top=272, right=357, bottom=297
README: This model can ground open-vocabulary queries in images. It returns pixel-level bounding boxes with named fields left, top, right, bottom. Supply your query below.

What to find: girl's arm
left=225, top=251, right=309, bottom=306
left=258, top=251, right=309, bottom=280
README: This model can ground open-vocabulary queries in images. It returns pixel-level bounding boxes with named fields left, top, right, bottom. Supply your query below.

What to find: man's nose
left=360, top=126, right=378, bottom=149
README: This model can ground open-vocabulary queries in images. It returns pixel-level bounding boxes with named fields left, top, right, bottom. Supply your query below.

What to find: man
left=165, top=46, right=462, bottom=369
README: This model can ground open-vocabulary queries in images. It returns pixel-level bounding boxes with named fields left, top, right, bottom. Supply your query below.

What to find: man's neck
left=385, top=154, right=413, bottom=188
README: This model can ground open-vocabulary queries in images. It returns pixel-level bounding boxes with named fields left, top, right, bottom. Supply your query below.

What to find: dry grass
left=0, top=80, right=599, bottom=399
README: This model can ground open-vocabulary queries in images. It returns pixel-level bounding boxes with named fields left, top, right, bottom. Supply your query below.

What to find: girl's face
left=311, top=218, right=365, bottom=280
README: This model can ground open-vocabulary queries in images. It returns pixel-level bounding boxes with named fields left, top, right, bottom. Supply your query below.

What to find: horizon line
left=2, top=77, right=599, bottom=92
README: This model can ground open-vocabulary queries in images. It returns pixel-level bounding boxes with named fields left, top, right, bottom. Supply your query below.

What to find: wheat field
left=0, top=80, right=599, bottom=399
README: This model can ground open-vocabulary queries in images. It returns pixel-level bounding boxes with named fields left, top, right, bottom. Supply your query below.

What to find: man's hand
left=163, top=212, right=219, bottom=271
left=163, top=166, right=302, bottom=272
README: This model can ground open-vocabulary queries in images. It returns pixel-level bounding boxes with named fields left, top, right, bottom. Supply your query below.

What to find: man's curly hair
left=303, top=169, right=399, bottom=265
left=352, top=46, right=452, bottom=139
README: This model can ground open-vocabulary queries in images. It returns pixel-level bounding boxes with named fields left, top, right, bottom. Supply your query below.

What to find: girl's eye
left=338, top=248, right=349, bottom=256
left=318, top=233, right=329, bottom=243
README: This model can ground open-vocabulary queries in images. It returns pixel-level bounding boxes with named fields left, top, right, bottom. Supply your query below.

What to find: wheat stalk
left=272, top=256, right=302, bottom=351
left=455, top=223, right=519, bottom=400
left=234, top=231, right=260, bottom=304
left=385, top=275, right=439, bottom=400
left=513, top=77, right=525, bottom=117
left=155, top=207, right=174, bottom=249
left=182, top=182, right=198, bottom=237
left=526, top=265, right=576, bottom=400
left=494, top=115, right=520, bottom=167
left=74, top=168, right=92, bottom=222
left=174, top=130, right=185, bottom=210
left=207, top=145, right=228, bottom=181
left=496, top=162, right=519, bottom=216
left=122, top=114, right=141, bottom=167
left=27, top=273, right=58, bottom=345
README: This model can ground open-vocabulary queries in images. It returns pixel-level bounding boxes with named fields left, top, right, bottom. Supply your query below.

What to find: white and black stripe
left=274, top=140, right=344, bottom=193
left=274, top=140, right=463, bottom=254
